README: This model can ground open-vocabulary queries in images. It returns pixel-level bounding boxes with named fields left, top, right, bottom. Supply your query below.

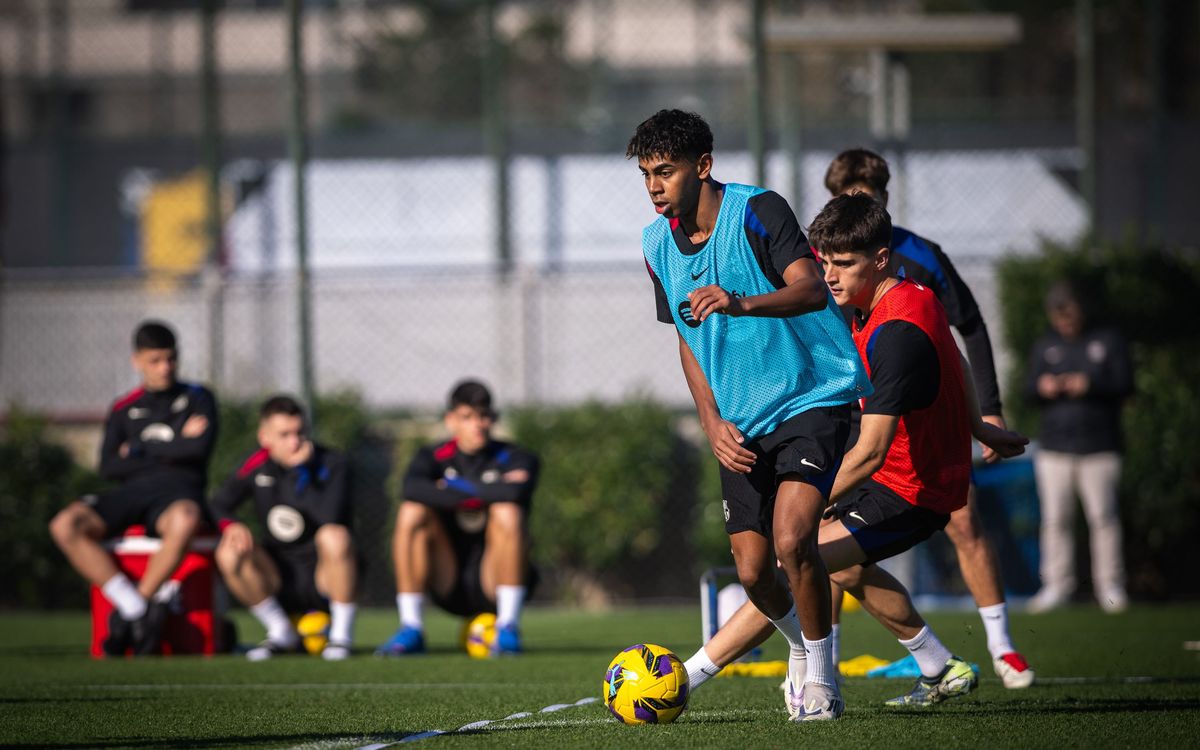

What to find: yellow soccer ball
left=460, top=612, right=497, bottom=659
left=603, top=643, right=689, bottom=724
left=296, top=610, right=330, bottom=655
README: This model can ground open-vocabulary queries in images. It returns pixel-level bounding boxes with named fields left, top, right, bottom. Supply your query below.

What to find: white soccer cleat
left=1026, top=587, right=1070, bottom=614
left=792, top=682, right=844, bottom=722
left=992, top=652, right=1035, bottom=689
left=322, top=641, right=352, bottom=661
left=784, top=678, right=803, bottom=720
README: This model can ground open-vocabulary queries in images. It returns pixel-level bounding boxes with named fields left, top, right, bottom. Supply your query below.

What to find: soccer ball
left=295, top=611, right=330, bottom=655
left=603, top=643, right=689, bottom=724
left=460, top=612, right=497, bottom=659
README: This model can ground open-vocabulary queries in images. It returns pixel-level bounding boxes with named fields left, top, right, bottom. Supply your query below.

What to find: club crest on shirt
left=255, top=474, right=276, bottom=488
left=444, top=467, right=459, bottom=479
left=140, top=423, right=175, bottom=443
left=128, top=407, right=151, bottom=419
left=481, top=469, right=500, bottom=484
left=171, top=393, right=189, bottom=413
left=1087, top=340, right=1107, bottom=363
left=267, top=505, right=305, bottom=543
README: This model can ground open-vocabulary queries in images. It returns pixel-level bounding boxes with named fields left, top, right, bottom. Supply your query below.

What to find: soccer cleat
left=792, top=682, right=844, bottom=721
left=246, top=638, right=301, bottom=662
left=784, top=678, right=804, bottom=720
left=1026, top=587, right=1070, bottom=614
left=491, top=623, right=521, bottom=656
left=867, top=653, right=922, bottom=679
left=103, top=610, right=132, bottom=657
left=375, top=626, right=426, bottom=656
left=131, top=599, right=168, bottom=656
left=993, top=652, right=1035, bottom=689
left=885, top=656, right=978, bottom=707
left=321, top=641, right=352, bottom=661
left=1097, top=588, right=1129, bottom=614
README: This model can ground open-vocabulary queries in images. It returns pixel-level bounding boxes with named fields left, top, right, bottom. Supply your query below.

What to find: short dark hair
left=133, top=321, right=176, bottom=351
left=824, top=148, right=890, bottom=196
left=626, top=109, right=714, bottom=163
left=260, top=394, right=305, bottom=422
left=447, top=379, right=493, bottom=415
left=807, top=193, right=893, bottom=256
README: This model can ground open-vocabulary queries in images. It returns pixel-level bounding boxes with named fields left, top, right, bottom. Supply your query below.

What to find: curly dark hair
left=807, top=193, right=892, bottom=256
left=625, top=109, right=714, bottom=163
left=824, top=148, right=890, bottom=196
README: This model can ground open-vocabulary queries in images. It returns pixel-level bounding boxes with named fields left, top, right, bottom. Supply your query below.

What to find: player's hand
left=1037, top=373, right=1062, bottom=399
left=688, top=285, right=744, bottom=322
left=119, top=442, right=130, bottom=458
left=222, top=522, right=253, bottom=555
left=1061, top=372, right=1089, bottom=398
left=279, top=439, right=314, bottom=469
left=979, top=415, right=1007, bottom=463
left=974, top=421, right=1029, bottom=462
left=502, top=469, right=530, bottom=484
left=181, top=414, right=209, bottom=438
left=703, top=418, right=756, bottom=474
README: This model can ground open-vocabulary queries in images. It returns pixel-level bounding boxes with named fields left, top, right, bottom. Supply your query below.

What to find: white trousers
left=1033, top=450, right=1126, bottom=596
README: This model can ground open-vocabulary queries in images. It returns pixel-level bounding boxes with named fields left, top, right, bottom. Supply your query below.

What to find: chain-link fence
left=5, top=0, right=1170, bottom=604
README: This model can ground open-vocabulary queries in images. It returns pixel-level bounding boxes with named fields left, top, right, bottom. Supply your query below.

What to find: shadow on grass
left=867, top=696, right=1200, bottom=718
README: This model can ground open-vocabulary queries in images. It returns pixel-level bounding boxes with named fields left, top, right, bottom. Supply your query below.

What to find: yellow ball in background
left=296, top=610, right=330, bottom=655
left=460, top=612, right=497, bottom=659
left=841, top=589, right=862, bottom=613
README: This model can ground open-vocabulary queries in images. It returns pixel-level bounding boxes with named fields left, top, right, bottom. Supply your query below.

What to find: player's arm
left=473, top=451, right=540, bottom=504
left=98, top=408, right=155, bottom=480
left=208, top=469, right=255, bottom=553
left=961, top=352, right=1028, bottom=462
left=678, top=332, right=756, bottom=473
left=140, top=389, right=219, bottom=462
left=829, top=413, right=899, bottom=504
left=689, top=192, right=828, bottom=321
left=400, top=447, right=476, bottom=509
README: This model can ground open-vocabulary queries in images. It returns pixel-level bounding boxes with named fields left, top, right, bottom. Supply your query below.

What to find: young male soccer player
left=210, top=395, right=357, bottom=661
left=824, top=148, right=1034, bottom=688
left=49, top=321, right=217, bottom=655
left=630, top=109, right=873, bottom=721
left=681, top=193, right=1028, bottom=710
left=378, top=380, right=539, bottom=657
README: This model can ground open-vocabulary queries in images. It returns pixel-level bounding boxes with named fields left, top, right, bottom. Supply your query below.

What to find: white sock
left=803, top=634, right=836, bottom=689
left=769, top=605, right=808, bottom=691
left=684, top=646, right=722, bottom=692
left=495, top=585, right=526, bottom=628
left=831, top=623, right=841, bottom=667
left=397, top=592, right=424, bottom=630
left=899, top=625, right=953, bottom=679
left=250, top=597, right=297, bottom=646
left=102, top=574, right=147, bottom=621
left=978, top=603, right=1015, bottom=660
left=329, top=600, right=357, bottom=646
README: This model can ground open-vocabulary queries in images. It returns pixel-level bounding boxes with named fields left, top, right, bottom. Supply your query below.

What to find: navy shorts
left=827, top=479, right=950, bottom=564
left=82, top=480, right=204, bottom=539
left=719, top=405, right=851, bottom=536
left=430, top=543, right=540, bottom=617
left=266, top=542, right=328, bottom=615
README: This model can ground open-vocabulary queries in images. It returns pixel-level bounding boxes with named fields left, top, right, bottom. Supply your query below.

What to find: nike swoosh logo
left=848, top=511, right=867, bottom=524
left=690, top=266, right=710, bottom=280
left=800, top=457, right=824, bottom=471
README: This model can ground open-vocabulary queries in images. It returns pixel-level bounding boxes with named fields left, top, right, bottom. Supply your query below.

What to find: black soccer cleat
left=131, top=600, right=168, bottom=656
left=103, top=610, right=132, bottom=657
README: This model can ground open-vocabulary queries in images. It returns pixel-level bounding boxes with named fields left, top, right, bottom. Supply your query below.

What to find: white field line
left=352, top=696, right=600, bottom=749
left=78, top=682, right=535, bottom=691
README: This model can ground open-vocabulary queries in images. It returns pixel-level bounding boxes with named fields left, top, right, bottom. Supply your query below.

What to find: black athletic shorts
left=266, top=542, right=328, bottom=614
left=430, top=543, right=541, bottom=618
left=82, top=480, right=204, bottom=539
left=719, top=404, right=851, bottom=536
left=827, top=479, right=950, bottom=564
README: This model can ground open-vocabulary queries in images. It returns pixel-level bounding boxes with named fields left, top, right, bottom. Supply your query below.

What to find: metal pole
left=287, top=0, right=316, bottom=412
left=1075, top=0, right=1096, bottom=238
left=48, top=0, right=69, bottom=266
left=1144, top=0, right=1166, bottom=243
left=201, top=0, right=224, bottom=389
left=482, top=0, right=510, bottom=275
left=779, top=52, right=803, bottom=216
left=748, top=0, right=767, bottom=186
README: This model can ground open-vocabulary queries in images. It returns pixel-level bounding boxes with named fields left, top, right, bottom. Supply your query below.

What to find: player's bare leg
left=314, top=523, right=357, bottom=659
left=379, top=501, right=455, bottom=655
left=214, top=539, right=282, bottom=607
left=49, top=502, right=119, bottom=588
left=480, top=502, right=528, bottom=653
left=946, top=487, right=1034, bottom=686
left=141, top=499, right=201, bottom=600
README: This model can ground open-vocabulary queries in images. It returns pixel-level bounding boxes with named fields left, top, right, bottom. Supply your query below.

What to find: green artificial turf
left=1, top=604, right=1198, bottom=748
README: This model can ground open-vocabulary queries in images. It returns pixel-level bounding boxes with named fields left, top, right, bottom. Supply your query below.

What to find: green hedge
left=0, top=410, right=103, bottom=608
left=997, top=240, right=1200, bottom=595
